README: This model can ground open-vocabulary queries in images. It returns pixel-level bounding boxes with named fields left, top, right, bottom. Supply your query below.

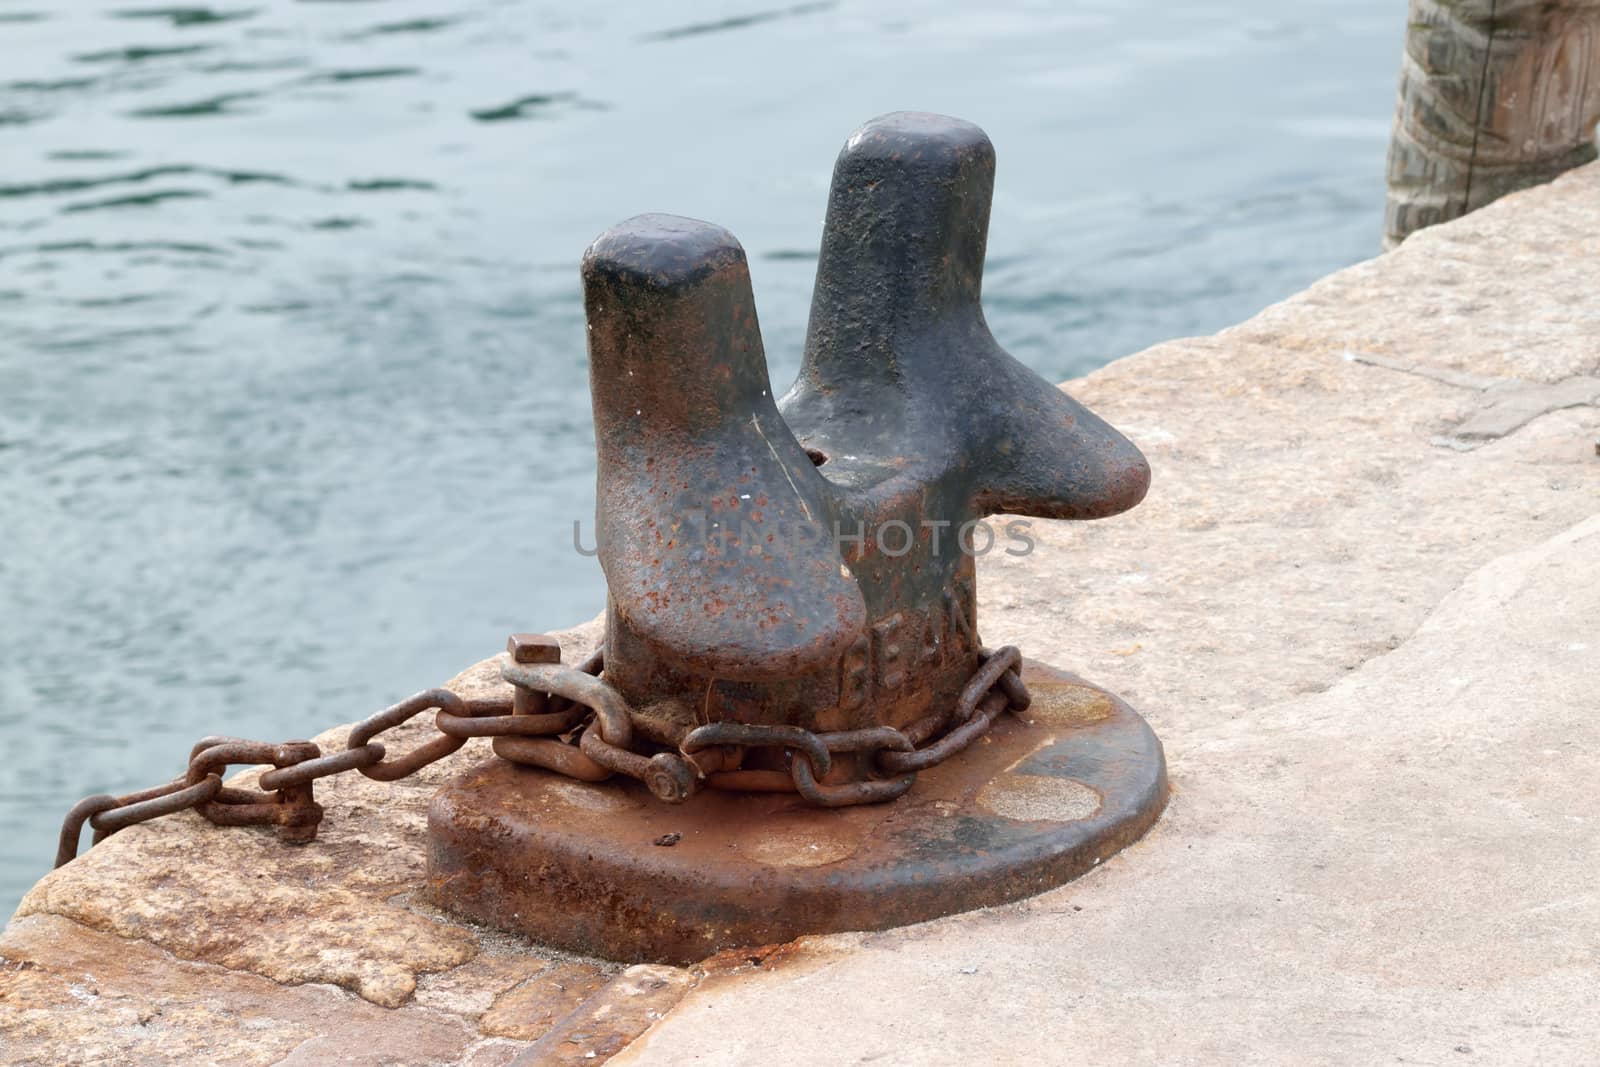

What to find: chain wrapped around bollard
left=55, top=112, right=1169, bottom=965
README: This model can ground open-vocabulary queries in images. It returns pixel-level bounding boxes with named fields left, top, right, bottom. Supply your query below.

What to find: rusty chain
left=55, top=637, right=1028, bottom=867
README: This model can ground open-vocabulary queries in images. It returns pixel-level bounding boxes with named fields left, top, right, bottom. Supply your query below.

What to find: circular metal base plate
left=426, top=661, right=1166, bottom=964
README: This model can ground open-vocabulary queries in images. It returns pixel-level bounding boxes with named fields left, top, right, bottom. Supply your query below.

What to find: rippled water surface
left=0, top=0, right=1401, bottom=914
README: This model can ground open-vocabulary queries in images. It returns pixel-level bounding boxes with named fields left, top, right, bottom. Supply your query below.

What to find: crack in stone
left=1454, top=376, right=1600, bottom=440
left=1345, top=350, right=1506, bottom=391
left=1344, top=350, right=1600, bottom=444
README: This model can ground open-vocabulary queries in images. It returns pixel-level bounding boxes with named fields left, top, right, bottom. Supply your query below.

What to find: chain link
left=55, top=637, right=1029, bottom=867
left=684, top=646, right=1029, bottom=805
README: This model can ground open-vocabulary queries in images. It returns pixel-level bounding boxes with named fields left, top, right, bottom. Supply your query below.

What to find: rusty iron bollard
left=428, top=113, right=1168, bottom=964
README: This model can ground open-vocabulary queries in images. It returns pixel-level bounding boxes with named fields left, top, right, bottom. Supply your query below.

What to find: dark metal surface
left=428, top=663, right=1168, bottom=965
left=53, top=114, right=1166, bottom=971
left=585, top=112, right=1149, bottom=775
left=492, top=634, right=1031, bottom=807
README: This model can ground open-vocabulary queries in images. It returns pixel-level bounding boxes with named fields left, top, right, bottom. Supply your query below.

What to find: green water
left=0, top=0, right=1402, bottom=916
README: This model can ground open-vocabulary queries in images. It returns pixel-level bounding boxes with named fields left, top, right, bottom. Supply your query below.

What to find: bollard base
left=426, top=661, right=1166, bottom=964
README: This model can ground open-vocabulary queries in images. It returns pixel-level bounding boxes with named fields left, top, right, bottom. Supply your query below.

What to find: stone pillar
left=1385, top=0, right=1600, bottom=246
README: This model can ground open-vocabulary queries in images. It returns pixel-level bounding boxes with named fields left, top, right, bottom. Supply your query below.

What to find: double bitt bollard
left=429, top=113, right=1168, bottom=963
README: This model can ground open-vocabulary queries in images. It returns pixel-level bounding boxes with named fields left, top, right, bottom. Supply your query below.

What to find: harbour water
left=0, top=0, right=1400, bottom=915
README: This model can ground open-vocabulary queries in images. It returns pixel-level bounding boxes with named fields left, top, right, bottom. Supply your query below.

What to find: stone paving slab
left=3, top=162, right=1597, bottom=1065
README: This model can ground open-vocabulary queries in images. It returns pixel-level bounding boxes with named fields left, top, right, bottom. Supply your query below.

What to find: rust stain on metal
left=507, top=632, right=562, bottom=664
left=581, top=111, right=1148, bottom=778
left=741, top=825, right=861, bottom=869
left=421, top=112, right=1168, bottom=963
left=53, top=112, right=1169, bottom=980
left=429, top=668, right=1166, bottom=965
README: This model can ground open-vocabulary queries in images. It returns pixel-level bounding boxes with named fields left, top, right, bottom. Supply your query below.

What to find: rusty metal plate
left=427, top=662, right=1166, bottom=964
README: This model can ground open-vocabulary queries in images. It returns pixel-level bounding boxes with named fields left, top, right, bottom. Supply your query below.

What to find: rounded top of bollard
left=582, top=214, right=747, bottom=292
left=840, top=111, right=994, bottom=167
